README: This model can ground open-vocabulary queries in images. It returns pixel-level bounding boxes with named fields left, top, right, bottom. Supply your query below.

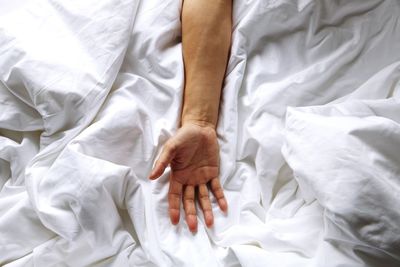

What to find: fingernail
left=220, top=199, right=228, bottom=213
left=170, top=210, right=180, bottom=225
left=187, top=215, right=198, bottom=233
left=205, top=211, right=214, bottom=227
left=149, top=170, right=156, bottom=179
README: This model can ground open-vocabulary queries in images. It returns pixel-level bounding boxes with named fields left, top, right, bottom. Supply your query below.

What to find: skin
left=149, top=0, right=233, bottom=233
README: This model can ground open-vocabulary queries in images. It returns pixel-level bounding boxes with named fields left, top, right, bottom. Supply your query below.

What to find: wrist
left=180, top=90, right=220, bottom=130
left=181, top=118, right=216, bottom=129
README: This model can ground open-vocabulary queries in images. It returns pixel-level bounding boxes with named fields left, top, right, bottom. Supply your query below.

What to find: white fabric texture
left=1, top=0, right=400, bottom=266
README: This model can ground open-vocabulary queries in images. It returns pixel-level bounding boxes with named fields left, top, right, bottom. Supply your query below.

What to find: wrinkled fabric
left=282, top=99, right=400, bottom=267
left=1, top=0, right=400, bottom=266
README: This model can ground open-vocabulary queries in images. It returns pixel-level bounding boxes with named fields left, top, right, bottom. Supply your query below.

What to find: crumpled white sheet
left=283, top=99, right=400, bottom=266
left=1, top=0, right=400, bottom=266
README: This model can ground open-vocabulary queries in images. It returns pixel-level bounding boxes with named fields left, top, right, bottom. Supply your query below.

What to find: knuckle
left=165, top=142, right=176, bottom=153
left=184, top=198, right=195, bottom=205
left=216, top=193, right=225, bottom=200
left=200, top=195, right=209, bottom=202
left=168, top=193, right=180, bottom=201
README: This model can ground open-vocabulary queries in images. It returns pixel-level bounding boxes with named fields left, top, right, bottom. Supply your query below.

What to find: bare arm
left=181, top=0, right=232, bottom=128
left=150, top=0, right=232, bottom=233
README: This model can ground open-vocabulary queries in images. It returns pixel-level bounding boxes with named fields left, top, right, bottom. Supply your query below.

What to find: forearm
left=181, top=0, right=232, bottom=128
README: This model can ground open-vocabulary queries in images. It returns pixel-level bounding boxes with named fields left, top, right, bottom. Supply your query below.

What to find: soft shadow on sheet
left=1, top=0, right=400, bottom=266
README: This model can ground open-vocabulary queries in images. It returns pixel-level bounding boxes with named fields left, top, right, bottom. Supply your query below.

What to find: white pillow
left=282, top=98, right=400, bottom=264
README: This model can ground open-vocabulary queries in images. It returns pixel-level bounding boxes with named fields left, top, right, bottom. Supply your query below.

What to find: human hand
left=149, top=122, right=228, bottom=232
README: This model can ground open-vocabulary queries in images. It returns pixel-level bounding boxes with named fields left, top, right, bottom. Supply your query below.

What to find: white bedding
left=1, top=0, right=400, bottom=266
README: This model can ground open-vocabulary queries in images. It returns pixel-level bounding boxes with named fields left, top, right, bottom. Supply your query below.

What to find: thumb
left=149, top=142, right=176, bottom=180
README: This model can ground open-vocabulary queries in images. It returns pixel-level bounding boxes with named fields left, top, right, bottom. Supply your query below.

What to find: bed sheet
left=1, top=0, right=400, bottom=266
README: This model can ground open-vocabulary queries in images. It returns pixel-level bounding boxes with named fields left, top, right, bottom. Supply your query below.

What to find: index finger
left=168, top=177, right=183, bottom=225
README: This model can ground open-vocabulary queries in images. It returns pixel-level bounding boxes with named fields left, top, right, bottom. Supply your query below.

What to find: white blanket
left=1, top=0, right=400, bottom=266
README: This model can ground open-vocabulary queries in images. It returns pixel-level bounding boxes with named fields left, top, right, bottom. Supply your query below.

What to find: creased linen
left=1, top=0, right=400, bottom=266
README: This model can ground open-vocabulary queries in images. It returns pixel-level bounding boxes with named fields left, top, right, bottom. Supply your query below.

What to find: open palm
left=149, top=122, right=227, bottom=232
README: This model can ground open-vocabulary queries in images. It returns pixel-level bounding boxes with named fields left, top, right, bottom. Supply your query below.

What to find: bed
left=1, top=0, right=400, bottom=266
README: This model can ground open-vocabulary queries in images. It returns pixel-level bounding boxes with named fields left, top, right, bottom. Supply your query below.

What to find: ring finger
left=183, top=185, right=197, bottom=233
